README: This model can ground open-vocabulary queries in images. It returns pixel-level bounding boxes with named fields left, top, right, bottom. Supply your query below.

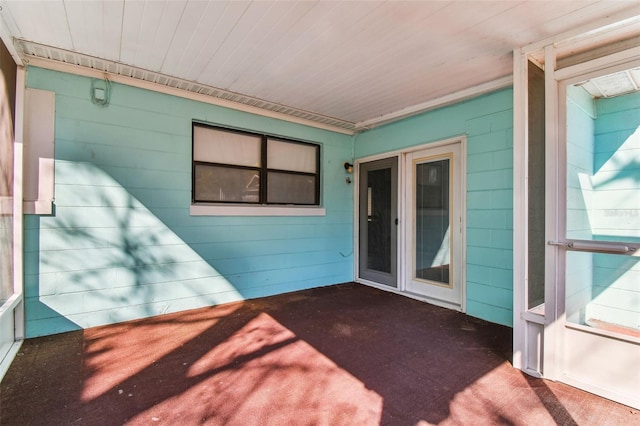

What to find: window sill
left=190, top=204, right=326, bottom=217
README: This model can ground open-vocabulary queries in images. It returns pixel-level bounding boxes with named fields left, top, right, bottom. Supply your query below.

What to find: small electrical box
left=94, top=87, right=106, bottom=101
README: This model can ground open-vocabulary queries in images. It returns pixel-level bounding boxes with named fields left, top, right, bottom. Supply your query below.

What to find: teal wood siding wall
left=355, top=89, right=514, bottom=327
left=24, top=67, right=354, bottom=337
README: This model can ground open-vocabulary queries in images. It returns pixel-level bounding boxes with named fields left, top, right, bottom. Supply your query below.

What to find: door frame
left=354, top=136, right=467, bottom=312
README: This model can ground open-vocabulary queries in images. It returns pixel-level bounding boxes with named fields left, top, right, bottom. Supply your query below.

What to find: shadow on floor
left=1, top=283, right=637, bottom=425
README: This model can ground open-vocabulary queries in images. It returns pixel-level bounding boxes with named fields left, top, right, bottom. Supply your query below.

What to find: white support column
left=543, top=44, right=561, bottom=381
left=512, top=47, right=528, bottom=371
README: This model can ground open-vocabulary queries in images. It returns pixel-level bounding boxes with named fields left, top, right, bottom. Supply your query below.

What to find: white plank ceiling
left=1, top=1, right=639, bottom=132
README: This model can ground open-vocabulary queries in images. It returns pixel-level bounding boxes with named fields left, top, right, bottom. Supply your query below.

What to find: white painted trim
left=25, top=56, right=356, bottom=136
left=554, top=47, right=640, bottom=81
left=543, top=44, right=561, bottom=381
left=356, top=278, right=462, bottom=311
left=560, top=374, right=640, bottom=410
left=23, top=88, right=55, bottom=215
left=190, top=204, right=326, bottom=217
left=521, top=7, right=640, bottom=55
left=0, top=339, right=22, bottom=382
left=23, top=199, right=53, bottom=215
left=13, top=67, right=25, bottom=340
left=354, top=76, right=513, bottom=131
left=512, top=47, right=528, bottom=371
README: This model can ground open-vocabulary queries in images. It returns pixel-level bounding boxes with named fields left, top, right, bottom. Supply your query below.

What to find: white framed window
left=192, top=123, right=321, bottom=207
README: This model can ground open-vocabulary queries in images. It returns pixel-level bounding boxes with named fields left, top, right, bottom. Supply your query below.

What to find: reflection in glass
left=414, top=159, right=450, bottom=285
left=366, top=168, right=392, bottom=273
left=564, top=77, right=640, bottom=337
left=194, top=164, right=259, bottom=203
left=267, top=172, right=316, bottom=205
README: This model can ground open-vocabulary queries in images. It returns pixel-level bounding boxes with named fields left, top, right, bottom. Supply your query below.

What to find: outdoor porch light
left=344, top=162, right=353, bottom=173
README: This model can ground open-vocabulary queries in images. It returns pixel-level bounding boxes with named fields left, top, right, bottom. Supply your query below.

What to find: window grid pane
left=267, top=138, right=317, bottom=173
left=193, top=126, right=261, bottom=167
left=194, top=164, right=260, bottom=203
left=192, top=124, right=320, bottom=206
left=267, top=172, right=317, bottom=205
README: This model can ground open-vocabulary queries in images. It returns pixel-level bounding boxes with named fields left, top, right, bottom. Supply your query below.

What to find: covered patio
left=1, top=283, right=635, bottom=425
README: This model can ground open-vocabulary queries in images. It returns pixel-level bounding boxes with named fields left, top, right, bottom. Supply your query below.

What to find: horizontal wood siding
left=355, top=89, right=514, bottom=327
left=24, top=66, right=353, bottom=337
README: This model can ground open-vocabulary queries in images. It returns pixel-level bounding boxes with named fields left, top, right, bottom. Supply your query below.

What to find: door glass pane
left=366, top=168, right=392, bottom=273
left=415, top=159, right=450, bottom=285
left=564, top=75, right=640, bottom=336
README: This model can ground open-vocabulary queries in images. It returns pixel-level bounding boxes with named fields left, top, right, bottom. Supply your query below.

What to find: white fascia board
left=354, top=75, right=513, bottom=132
left=24, top=56, right=356, bottom=136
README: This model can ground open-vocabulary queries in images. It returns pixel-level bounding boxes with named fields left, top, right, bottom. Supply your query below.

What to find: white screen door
left=554, top=65, right=640, bottom=408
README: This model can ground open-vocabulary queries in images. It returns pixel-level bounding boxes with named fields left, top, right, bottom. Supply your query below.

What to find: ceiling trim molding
left=522, top=7, right=640, bottom=58
left=17, top=41, right=357, bottom=135
left=354, top=75, right=513, bottom=131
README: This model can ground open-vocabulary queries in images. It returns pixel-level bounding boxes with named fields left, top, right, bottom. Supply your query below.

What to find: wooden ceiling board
left=2, top=0, right=70, bottom=49
left=197, top=1, right=279, bottom=87
left=1, top=0, right=638, bottom=128
left=119, top=0, right=146, bottom=65
left=257, top=1, right=526, bottom=119
left=132, top=0, right=187, bottom=72
left=224, top=1, right=321, bottom=94
left=158, top=0, right=218, bottom=77
left=242, top=2, right=382, bottom=99
left=101, top=0, right=125, bottom=62
left=180, top=1, right=250, bottom=82
left=65, top=0, right=112, bottom=59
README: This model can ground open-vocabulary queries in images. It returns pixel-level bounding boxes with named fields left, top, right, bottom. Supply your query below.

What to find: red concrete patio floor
left=1, top=283, right=637, bottom=425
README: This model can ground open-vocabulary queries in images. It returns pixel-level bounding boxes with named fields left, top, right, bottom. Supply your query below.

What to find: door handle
left=394, top=218, right=398, bottom=225
left=548, top=240, right=637, bottom=254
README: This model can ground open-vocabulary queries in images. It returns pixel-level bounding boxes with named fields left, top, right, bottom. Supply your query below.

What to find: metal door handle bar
left=548, top=240, right=637, bottom=254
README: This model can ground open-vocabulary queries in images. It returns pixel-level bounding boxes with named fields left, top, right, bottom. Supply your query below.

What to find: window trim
left=191, top=122, right=323, bottom=212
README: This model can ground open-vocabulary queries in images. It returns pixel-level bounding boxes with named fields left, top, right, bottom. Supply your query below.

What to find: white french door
left=404, top=142, right=464, bottom=310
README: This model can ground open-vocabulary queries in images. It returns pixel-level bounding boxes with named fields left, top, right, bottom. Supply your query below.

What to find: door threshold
left=356, top=279, right=463, bottom=312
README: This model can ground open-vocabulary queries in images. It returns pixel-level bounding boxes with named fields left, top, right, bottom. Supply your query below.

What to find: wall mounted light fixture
left=344, top=162, right=353, bottom=173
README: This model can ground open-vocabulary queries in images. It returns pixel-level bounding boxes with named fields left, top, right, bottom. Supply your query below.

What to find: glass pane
left=528, top=60, right=546, bottom=309
left=415, top=159, right=450, bottom=285
left=267, top=172, right=316, bottom=204
left=267, top=139, right=317, bottom=173
left=566, top=251, right=639, bottom=337
left=193, top=126, right=261, bottom=167
left=194, top=164, right=259, bottom=203
left=366, top=168, right=392, bottom=273
left=564, top=77, right=640, bottom=337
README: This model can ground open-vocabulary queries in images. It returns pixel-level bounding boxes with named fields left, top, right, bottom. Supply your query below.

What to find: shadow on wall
left=25, top=161, right=241, bottom=336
